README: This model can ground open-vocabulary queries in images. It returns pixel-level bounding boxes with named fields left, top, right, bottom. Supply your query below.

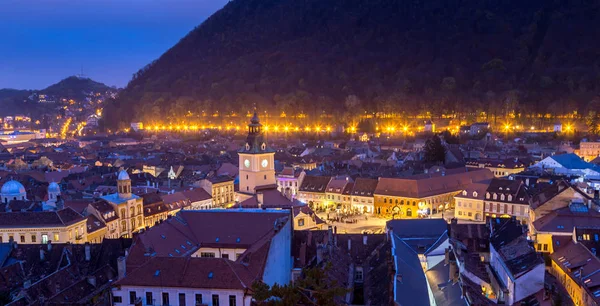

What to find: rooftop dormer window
left=473, top=191, right=478, bottom=198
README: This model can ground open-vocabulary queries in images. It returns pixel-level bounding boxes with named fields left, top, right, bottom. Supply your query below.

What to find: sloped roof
left=375, top=168, right=493, bottom=198
left=116, top=257, right=255, bottom=290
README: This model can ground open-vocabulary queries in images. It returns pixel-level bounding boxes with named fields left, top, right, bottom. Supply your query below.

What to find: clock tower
left=238, top=111, right=276, bottom=197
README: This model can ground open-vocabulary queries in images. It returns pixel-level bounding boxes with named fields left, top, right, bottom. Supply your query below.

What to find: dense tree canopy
left=105, top=0, right=600, bottom=128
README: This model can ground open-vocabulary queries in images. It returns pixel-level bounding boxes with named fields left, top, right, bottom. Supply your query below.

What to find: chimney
left=85, top=243, right=91, bottom=261
left=40, top=248, right=45, bottom=261
left=87, top=276, right=97, bottom=287
left=327, top=226, right=333, bottom=246
left=47, top=240, right=52, bottom=251
left=117, top=256, right=127, bottom=280
left=363, top=235, right=368, bottom=245
left=347, top=238, right=351, bottom=252
left=257, top=192, right=264, bottom=208
left=444, top=248, right=450, bottom=265
left=316, top=245, right=324, bottom=265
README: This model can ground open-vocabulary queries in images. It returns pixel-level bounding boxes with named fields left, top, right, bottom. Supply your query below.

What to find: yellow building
left=297, top=175, right=332, bottom=210
left=199, top=176, right=234, bottom=207
left=374, top=168, right=494, bottom=219
left=578, top=141, right=600, bottom=162
left=0, top=207, right=87, bottom=244
left=454, top=182, right=489, bottom=222
left=550, top=239, right=600, bottom=306
left=99, top=170, right=145, bottom=238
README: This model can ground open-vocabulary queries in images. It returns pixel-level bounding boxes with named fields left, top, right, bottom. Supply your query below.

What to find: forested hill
left=106, top=0, right=600, bottom=128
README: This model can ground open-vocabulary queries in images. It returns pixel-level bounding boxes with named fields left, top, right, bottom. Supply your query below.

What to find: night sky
left=0, top=0, right=228, bottom=90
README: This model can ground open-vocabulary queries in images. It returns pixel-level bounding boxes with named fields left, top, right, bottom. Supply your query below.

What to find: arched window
left=120, top=208, right=125, bottom=217
left=400, top=200, right=404, bottom=205
left=413, top=201, right=416, bottom=206
left=486, top=192, right=490, bottom=199
left=463, top=190, right=467, bottom=196
left=507, top=195, right=512, bottom=201
left=384, top=198, right=387, bottom=204
left=500, top=194, right=505, bottom=201
left=473, top=191, right=478, bottom=198
left=406, top=208, right=412, bottom=217
left=395, top=199, right=398, bottom=204
left=493, top=193, right=497, bottom=200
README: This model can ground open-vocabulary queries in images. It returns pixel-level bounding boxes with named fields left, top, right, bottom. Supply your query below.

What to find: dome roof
left=48, top=182, right=60, bottom=193
left=1, top=180, right=26, bottom=195
left=118, top=170, right=130, bottom=181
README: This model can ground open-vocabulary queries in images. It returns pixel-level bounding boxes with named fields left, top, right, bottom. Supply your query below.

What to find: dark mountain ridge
left=0, top=76, right=113, bottom=116
left=107, top=0, right=600, bottom=128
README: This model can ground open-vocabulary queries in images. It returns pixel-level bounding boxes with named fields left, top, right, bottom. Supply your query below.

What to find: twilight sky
left=0, top=0, right=228, bottom=89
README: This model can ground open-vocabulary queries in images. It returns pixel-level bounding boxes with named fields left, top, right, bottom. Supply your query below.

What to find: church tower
left=238, top=111, right=276, bottom=196
left=117, top=170, right=132, bottom=199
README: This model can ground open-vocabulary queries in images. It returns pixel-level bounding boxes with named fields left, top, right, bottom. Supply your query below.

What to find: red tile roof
left=116, top=257, right=255, bottom=290
left=375, top=168, right=493, bottom=198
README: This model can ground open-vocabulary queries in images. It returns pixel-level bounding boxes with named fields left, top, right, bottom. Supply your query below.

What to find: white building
left=112, top=209, right=293, bottom=306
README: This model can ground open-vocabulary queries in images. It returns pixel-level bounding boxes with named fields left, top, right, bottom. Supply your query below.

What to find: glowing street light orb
left=284, top=126, right=290, bottom=132
left=326, top=126, right=331, bottom=132
left=294, top=127, right=299, bottom=132
left=305, top=127, right=311, bottom=132
left=274, top=125, right=280, bottom=132
left=504, top=124, right=511, bottom=131
left=264, top=125, right=270, bottom=132
left=403, top=126, right=408, bottom=132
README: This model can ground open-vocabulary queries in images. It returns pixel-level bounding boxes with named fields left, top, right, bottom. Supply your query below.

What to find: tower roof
left=118, top=170, right=130, bottom=181
left=239, top=111, right=274, bottom=154
left=1, top=180, right=25, bottom=196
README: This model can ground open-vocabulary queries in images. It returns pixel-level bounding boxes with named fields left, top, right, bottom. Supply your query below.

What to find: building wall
left=297, top=191, right=326, bottom=209
left=455, top=196, right=484, bottom=222
left=579, top=142, right=600, bottom=161
left=0, top=220, right=87, bottom=244
left=294, top=212, right=322, bottom=230
left=112, top=286, right=251, bottom=306
left=262, top=219, right=292, bottom=286
left=489, top=245, right=544, bottom=306
left=549, top=260, right=597, bottom=306
left=188, top=199, right=213, bottom=210
left=483, top=200, right=529, bottom=222
left=87, top=227, right=107, bottom=244
left=239, top=153, right=275, bottom=194
left=351, top=195, right=374, bottom=214
left=374, top=192, right=457, bottom=219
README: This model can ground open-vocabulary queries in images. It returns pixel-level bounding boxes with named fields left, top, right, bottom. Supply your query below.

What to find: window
left=113, top=296, right=123, bottom=303
left=236, top=253, right=243, bottom=260
left=130, top=291, right=137, bottom=304
left=146, top=292, right=153, bottom=305
left=195, top=294, right=203, bottom=305
left=228, top=295, right=236, bottom=306
left=212, top=295, right=219, bottom=306
left=20, top=235, right=25, bottom=243
left=264, top=175, right=267, bottom=180
left=162, top=293, right=169, bottom=306
left=298, top=218, right=305, bottom=227
left=355, top=267, right=364, bottom=282
left=41, top=234, right=48, bottom=244
left=31, top=235, right=36, bottom=243
left=222, top=253, right=229, bottom=259
left=179, top=293, right=186, bottom=306
left=54, top=233, right=59, bottom=242
left=458, top=211, right=462, bottom=216
left=468, top=212, right=472, bottom=217
left=537, top=244, right=542, bottom=251
left=200, top=252, right=215, bottom=258
left=543, top=244, right=548, bottom=251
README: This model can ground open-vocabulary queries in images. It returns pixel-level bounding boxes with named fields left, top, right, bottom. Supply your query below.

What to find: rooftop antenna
left=77, top=65, right=86, bottom=79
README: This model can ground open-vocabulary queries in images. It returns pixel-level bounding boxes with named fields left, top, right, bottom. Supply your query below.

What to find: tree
left=440, top=130, right=459, bottom=144
left=424, top=135, right=446, bottom=164
left=252, top=263, right=347, bottom=306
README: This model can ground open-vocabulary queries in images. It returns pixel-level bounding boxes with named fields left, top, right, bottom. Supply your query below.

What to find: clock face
left=244, top=159, right=250, bottom=168
left=261, top=159, right=268, bottom=168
